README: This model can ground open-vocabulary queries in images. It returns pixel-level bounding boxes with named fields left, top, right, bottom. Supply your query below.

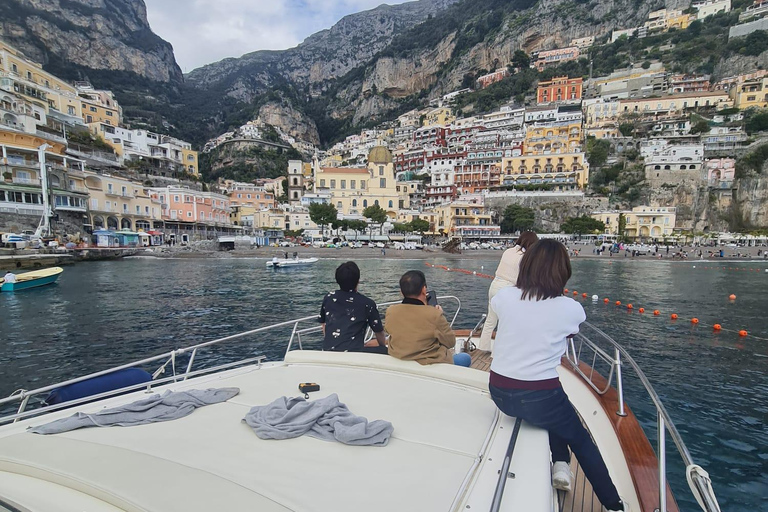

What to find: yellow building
left=729, top=76, right=768, bottom=109
left=524, top=121, right=583, bottom=154
left=314, top=146, right=409, bottom=217
left=619, top=91, right=732, bottom=115
left=0, top=126, right=89, bottom=232
left=423, top=106, right=456, bottom=127
left=78, top=84, right=122, bottom=127
left=420, top=200, right=500, bottom=237
left=500, top=152, right=589, bottom=190
left=83, top=170, right=162, bottom=231
left=592, top=206, right=676, bottom=240
left=0, top=40, right=83, bottom=125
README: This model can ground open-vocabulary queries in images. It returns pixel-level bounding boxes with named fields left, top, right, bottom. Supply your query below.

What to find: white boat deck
left=0, top=352, right=554, bottom=512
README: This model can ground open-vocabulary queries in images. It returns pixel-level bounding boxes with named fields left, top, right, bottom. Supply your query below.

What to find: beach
left=131, top=242, right=768, bottom=262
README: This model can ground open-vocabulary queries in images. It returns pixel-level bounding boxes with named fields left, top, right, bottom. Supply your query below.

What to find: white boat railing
left=566, top=322, right=721, bottom=512
left=0, top=296, right=462, bottom=425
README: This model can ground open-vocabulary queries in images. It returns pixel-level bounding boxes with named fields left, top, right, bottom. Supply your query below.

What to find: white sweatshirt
left=490, top=286, right=586, bottom=381
left=494, top=246, right=525, bottom=283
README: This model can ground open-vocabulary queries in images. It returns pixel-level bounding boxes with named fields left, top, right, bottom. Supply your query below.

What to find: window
left=174, top=195, right=180, bottom=202
left=350, top=180, right=356, bottom=189
left=145, top=206, right=150, bottom=214
left=90, top=106, right=97, bottom=112
left=360, top=181, right=366, bottom=190
left=320, top=179, right=326, bottom=187
left=374, top=200, right=379, bottom=206
left=341, top=180, right=346, bottom=189
left=352, top=199, right=357, bottom=207
left=67, top=105, right=75, bottom=115
left=123, top=203, right=128, bottom=213
left=380, top=178, right=386, bottom=188
left=330, top=179, right=337, bottom=189
left=86, top=115, right=93, bottom=123
left=106, top=111, right=113, bottom=116
left=27, top=71, right=32, bottom=80
left=187, top=211, right=193, bottom=218
left=379, top=166, right=384, bottom=176
left=337, top=201, right=342, bottom=209
left=363, top=200, right=368, bottom=207
left=136, top=205, right=141, bottom=214
left=107, top=184, right=114, bottom=194
left=388, top=200, right=393, bottom=208
left=11, top=63, right=17, bottom=73
left=121, top=186, right=127, bottom=196
left=91, top=199, right=98, bottom=209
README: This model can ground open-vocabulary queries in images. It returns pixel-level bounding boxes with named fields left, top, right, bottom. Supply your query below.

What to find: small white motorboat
left=266, top=257, right=319, bottom=268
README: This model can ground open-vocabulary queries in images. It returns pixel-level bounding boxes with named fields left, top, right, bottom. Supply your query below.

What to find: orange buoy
left=564, top=289, right=568, bottom=293
left=729, top=294, right=736, bottom=300
left=691, top=318, right=699, bottom=324
left=604, top=298, right=609, bottom=303
left=739, top=329, right=748, bottom=337
left=615, top=301, right=621, bottom=306
left=582, top=293, right=587, bottom=298
left=671, top=313, right=678, bottom=320
left=639, top=308, right=645, bottom=313
left=653, top=310, right=660, bottom=316
left=627, top=304, right=633, bottom=310
left=713, top=324, right=722, bottom=331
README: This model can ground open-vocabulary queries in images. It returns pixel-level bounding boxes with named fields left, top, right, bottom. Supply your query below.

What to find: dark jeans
left=489, top=384, right=621, bottom=508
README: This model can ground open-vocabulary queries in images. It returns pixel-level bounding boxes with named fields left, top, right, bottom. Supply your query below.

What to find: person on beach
left=2, top=271, right=16, bottom=284
left=385, top=270, right=471, bottom=367
left=488, top=239, right=625, bottom=511
left=319, top=261, right=387, bottom=354
left=478, top=231, right=538, bottom=351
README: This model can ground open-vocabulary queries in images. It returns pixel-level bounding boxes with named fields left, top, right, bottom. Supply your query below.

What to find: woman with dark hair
left=478, top=231, right=538, bottom=350
left=488, top=239, right=625, bottom=511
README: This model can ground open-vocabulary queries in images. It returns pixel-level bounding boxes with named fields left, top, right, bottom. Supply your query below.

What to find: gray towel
left=243, top=393, right=393, bottom=447
left=30, top=387, right=240, bottom=435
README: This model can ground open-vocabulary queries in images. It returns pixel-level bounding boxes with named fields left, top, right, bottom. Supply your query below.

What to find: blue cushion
left=45, top=368, right=152, bottom=405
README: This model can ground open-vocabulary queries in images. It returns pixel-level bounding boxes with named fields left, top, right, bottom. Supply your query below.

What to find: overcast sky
left=145, top=0, right=411, bottom=73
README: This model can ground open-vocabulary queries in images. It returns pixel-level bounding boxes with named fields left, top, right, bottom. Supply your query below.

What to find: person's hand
left=435, top=304, right=443, bottom=312
left=364, top=339, right=379, bottom=347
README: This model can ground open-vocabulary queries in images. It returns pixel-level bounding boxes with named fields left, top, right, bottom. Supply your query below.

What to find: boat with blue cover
left=0, top=267, right=63, bottom=292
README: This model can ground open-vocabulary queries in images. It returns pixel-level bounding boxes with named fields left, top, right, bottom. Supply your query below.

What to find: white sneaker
left=552, top=461, right=573, bottom=492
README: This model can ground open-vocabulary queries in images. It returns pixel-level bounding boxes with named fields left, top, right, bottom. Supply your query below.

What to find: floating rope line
left=424, top=262, right=768, bottom=342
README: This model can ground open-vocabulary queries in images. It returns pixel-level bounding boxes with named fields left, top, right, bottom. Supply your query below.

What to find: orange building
left=537, top=76, right=583, bottom=104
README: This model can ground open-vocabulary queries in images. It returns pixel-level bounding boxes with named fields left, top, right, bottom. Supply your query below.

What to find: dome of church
left=368, top=146, right=393, bottom=164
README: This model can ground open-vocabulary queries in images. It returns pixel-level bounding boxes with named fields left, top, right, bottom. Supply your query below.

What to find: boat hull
left=1, top=267, right=63, bottom=292
left=267, top=258, right=318, bottom=268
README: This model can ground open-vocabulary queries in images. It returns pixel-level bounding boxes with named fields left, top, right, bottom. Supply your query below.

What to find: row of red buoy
left=425, top=262, right=753, bottom=339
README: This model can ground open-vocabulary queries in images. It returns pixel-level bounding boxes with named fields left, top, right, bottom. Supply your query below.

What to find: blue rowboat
left=1, top=267, right=63, bottom=292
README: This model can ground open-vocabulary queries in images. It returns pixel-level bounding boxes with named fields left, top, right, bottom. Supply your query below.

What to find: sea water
left=0, top=257, right=766, bottom=511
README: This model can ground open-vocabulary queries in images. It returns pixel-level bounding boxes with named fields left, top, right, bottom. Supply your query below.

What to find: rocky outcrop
left=0, top=0, right=182, bottom=83
left=185, top=0, right=461, bottom=91
left=713, top=49, right=768, bottom=81
left=484, top=194, right=609, bottom=232
left=257, top=102, right=320, bottom=146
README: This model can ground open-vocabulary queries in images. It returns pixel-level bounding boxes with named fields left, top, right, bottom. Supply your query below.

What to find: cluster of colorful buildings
left=0, top=38, right=229, bottom=243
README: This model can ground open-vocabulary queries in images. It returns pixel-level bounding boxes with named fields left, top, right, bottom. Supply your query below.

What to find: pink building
left=477, top=69, right=510, bottom=89
left=533, top=47, right=581, bottom=71
left=148, top=186, right=234, bottom=239
left=705, top=158, right=735, bottom=186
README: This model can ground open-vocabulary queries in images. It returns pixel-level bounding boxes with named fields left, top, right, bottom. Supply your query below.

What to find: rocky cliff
left=185, top=0, right=460, bottom=94
left=257, top=102, right=320, bottom=147
left=0, top=0, right=182, bottom=83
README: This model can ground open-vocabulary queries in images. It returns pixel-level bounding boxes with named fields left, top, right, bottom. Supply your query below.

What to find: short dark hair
left=516, top=231, right=539, bottom=250
left=335, top=261, right=360, bottom=292
left=516, top=239, right=571, bottom=301
left=399, top=270, right=426, bottom=297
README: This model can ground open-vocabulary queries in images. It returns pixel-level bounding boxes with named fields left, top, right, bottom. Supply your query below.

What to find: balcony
left=12, top=177, right=41, bottom=186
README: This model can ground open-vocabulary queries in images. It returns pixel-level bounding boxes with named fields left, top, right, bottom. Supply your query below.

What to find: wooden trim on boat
left=561, top=359, right=679, bottom=512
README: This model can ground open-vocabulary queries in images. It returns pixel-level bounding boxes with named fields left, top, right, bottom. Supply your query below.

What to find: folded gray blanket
left=30, top=387, right=240, bottom=435
left=243, top=393, right=393, bottom=447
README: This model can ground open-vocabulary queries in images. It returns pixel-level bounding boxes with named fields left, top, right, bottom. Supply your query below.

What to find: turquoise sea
left=1, top=256, right=766, bottom=511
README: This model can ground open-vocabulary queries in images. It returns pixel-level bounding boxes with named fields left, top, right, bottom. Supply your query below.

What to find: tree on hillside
left=511, top=49, right=530, bottom=70
left=561, top=215, right=605, bottom=235
left=410, top=218, right=430, bottom=235
left=392, top=222, right=413, bottom=233
left=363, top=204, right=388, bottom=234
left=746, top=111, right=768, bottom=134
left=309, top=202, right=337, bottom=239
left=690, top=119, right=710, bottom=134
left=586, top=137, right=611, bottom=168
left=500, top=204, right=536, bottom=233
